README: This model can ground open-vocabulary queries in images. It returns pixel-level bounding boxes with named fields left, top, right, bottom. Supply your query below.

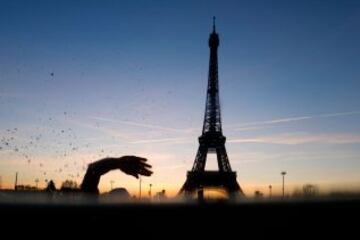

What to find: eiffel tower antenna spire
left=179, top=19, right=244, bottom=199
left=213, top=16, right=216, bottom=32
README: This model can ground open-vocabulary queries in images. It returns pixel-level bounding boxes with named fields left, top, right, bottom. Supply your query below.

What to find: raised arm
left=80, top=156, right=152, bottom=194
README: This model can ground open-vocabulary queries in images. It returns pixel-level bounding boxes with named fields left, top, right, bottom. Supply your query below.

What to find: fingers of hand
left=132, top=173, right=139, bottom=179
left=119, top=156, right=153, bottom=177
left=138, top=162, right=153, bottom=176
left=140, top=161, right=151, bottom=168
left=139, top=168, right=153, bottom=176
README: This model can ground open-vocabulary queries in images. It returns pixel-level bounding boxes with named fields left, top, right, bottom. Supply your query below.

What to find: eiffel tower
left=179, top=18, right=244, bottom=198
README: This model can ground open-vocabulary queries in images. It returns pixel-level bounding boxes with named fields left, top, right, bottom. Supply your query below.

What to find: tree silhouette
left=61, top=180, right=78, bottom=191
left=302, top=184, right=319, bottom=198
left=45, top=180, right=56, bottom=192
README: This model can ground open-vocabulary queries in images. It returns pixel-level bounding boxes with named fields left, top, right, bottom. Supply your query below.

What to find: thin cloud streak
left=231, top=126, right=269, bottom=132
left=66, top=118, right=133, bottom=142
left=228, top=133, right=360, bottom=145
left=229, top=111, right=360, bottom=131
left=63, top=117, right=197, bottom=146
left=89, top=116, right=196, bottom=133
left=130, top=137, right=193, bottom=145
left=320, top=111, right=360, bottom=117
left=155, top=164, right=187, bottom=170
left=89, top=111, right=360, bottom=134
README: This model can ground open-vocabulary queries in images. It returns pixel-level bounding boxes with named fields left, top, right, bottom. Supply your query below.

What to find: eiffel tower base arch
left=179, top=171, right=244, bottom=199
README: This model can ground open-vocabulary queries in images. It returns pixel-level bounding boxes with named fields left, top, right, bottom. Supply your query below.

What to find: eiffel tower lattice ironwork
left=179, top=17, right=244, bottom=198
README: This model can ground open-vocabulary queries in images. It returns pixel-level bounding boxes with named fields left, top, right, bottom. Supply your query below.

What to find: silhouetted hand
left=117, top=156, right=153, bottom=179
left=80, top=156, right=153, bottom=194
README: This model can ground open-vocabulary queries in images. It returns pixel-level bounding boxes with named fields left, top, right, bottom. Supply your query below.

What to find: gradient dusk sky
left=1, top=0, right=360, bottom=196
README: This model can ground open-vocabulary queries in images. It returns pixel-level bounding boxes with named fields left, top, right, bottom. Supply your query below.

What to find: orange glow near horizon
left=1, top=149, right=360, bottom=198
left=2, top=173, right=359, bottom=198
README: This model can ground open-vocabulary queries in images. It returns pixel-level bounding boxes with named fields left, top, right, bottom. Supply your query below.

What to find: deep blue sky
left=1, top=0, right=360, bottom=195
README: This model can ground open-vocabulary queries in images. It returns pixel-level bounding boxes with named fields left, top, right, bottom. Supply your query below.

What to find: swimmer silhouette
left=80, top=156, right=152, bottom=194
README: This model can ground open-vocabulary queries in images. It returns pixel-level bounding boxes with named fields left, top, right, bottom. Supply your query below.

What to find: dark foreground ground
left=1, top=198, right=359, bottom=237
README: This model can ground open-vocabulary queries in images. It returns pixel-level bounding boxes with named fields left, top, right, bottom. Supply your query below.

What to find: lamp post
left=149, top=184, right=152, bottom=199
left=35, top=178, right=39, bottom=189
left=281, top=171, right=287, bottom=199
left=139, top=177, right=142, bottom=200
left=269, top=184, right=272, bottom=199
left=15, top=172, right=18, bottom=190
